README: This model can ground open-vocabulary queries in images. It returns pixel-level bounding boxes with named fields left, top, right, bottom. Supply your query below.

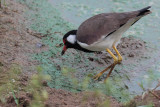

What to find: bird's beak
left=61, top=45, right=67, bottom=55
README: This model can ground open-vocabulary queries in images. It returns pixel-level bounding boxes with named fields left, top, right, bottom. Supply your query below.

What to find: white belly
left=78, top=34, right=121, bottom=51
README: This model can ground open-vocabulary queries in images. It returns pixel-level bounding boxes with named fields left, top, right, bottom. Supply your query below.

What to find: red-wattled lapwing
left=61, top=6, right=151, bottom=82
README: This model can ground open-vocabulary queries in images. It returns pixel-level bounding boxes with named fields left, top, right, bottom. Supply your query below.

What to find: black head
left=61, top=30, right=77, bottom=55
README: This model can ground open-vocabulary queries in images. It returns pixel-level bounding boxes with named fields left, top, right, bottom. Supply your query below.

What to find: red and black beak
left=61, top=45, right=67, bottom=55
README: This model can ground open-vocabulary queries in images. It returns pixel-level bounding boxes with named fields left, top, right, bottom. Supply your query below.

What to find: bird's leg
left=104, top=64, right=116, bottom=82
left=94, top=48, right=118, bottom=80
left=113, top=45, right=122, bottom=63
left=94, top=64, right=114, bottom=80
left=104, top=45, right=123, bottom=82
left=106, top=48, right=118, bottom=64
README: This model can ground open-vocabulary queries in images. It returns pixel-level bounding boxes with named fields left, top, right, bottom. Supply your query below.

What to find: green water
left=20, top=0, right=160, bottom=103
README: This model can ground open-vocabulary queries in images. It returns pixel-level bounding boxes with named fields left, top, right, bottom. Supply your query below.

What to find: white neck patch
left=67, top=34, right=76, bottom=44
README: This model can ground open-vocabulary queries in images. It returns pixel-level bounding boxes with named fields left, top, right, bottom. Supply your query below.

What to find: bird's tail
left=138, top=6, right=152, bottom=16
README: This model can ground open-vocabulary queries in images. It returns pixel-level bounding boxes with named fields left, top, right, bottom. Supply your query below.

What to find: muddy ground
left=0, top=0, right=160, bottom=107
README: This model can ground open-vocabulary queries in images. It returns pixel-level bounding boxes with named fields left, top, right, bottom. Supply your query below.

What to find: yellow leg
left=104, top=64, right=116, bottom=82
left=106, top=48, right=118, bottom=64
left=113, top=45, right=122, bottom=63
left=104, top=45, right=123, bottom=82
left=94, top=63, right=114, bottom=80
left=94, top=48, right=118, bottom=80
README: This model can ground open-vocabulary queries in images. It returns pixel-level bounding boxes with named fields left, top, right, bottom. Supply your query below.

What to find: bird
left=61, top=6, right=151, bottom=82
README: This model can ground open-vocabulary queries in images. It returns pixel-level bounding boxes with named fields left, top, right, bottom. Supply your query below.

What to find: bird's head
left=61, top=30, right=77, bottom=55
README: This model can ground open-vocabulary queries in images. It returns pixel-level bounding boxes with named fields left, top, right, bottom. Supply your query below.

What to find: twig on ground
left=138, top=80, right=160, bottom=100
left=153, top=80, right=160, bottom=91
left=27, top=28, right=63, bottom=39
left=148, top=90, right=160, bottom=100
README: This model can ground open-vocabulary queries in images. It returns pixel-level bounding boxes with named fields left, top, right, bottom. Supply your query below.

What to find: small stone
left=136, top=44, right=142, bottom=48
left=128, top=53, right=134, bottom=57
left=36, top=43, right=43, bottom=48
left=63, top=101, right=67, bottom=105
left=121, top=44, right=127, bottom=48
left=42, top=80, right=48, bottom=87
left=26, top=92, right=33, bottom=99
left=88, top=57, right=94, bottom=61
left=0, top=62, right=3, bottom=66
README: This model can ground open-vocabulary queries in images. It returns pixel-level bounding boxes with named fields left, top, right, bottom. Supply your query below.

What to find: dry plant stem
left=153, top=81, right=160, bottom=91
left=153, top=84, right=160, bottom=91
left=62, top=84, right=83, bottom=91
left=149, top=90, right=160, bottom=100
left=0, top=0, right=1, bottom=8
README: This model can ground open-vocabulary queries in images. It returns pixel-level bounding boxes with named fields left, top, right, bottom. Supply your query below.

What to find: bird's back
left=77, top=6, right=151, bottom=45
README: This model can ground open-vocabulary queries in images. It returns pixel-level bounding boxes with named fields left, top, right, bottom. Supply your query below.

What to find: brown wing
left=76, top=6, right=151, bottom=45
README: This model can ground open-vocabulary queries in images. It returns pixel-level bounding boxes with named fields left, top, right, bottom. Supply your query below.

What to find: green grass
left=0, top=0, right=6, bottom=8
left=0, top=64, right=21, bottom=103
left=0, top=65, right=50, bottom=107
left=27, top=66, right=50, bottom=107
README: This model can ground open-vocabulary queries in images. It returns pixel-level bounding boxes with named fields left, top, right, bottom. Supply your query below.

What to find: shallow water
left=49, top=0, right=160, bottom=94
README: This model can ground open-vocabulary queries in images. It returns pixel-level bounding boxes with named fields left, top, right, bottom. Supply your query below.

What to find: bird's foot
left=117, top=58, right=122, bottom=64
left=93, top=64, right=114, bottom=81
left=93, top=73, right=103, bottom=80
